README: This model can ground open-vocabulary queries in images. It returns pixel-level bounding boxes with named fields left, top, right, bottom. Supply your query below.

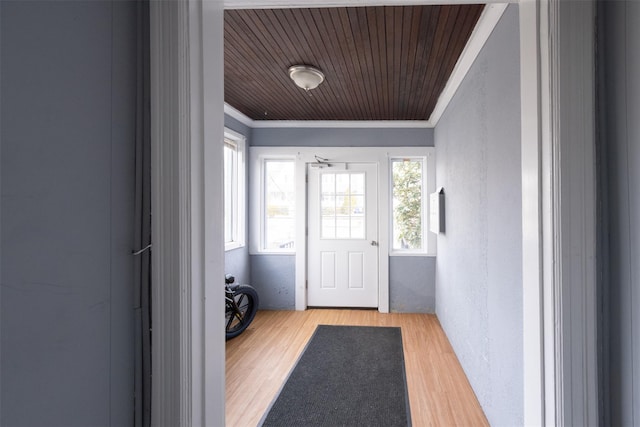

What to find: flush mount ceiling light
left=288, top=65, right=325, bottom=91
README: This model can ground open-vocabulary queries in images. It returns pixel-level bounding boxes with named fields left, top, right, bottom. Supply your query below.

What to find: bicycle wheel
left=225, top=285, right=259, bottom=340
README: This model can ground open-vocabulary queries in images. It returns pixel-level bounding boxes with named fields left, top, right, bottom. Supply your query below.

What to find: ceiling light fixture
left=288, top=65, right=325, bottom=91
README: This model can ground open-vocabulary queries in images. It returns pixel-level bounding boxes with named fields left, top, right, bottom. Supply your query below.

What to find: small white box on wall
left=429, top=187, right=445, bottom=234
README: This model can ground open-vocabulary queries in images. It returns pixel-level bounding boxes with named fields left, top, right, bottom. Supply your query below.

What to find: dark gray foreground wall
left=224, top=114, right=252, bottom=286
left=1, top=2, right=137, bottom=425
left=434, top=5, right=522, bottom=426
left=599, top=1, right=640, bottom=425
left=251, top=126, right=435, bottom=312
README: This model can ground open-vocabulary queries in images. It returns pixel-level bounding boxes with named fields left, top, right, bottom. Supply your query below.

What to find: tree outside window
left=392, top=159, right=423, bottom=250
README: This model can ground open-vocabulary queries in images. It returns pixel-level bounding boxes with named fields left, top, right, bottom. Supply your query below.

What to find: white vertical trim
left=522, top=0, right=599, bottom=425
left=201, top=1, right=226, bottom=425
left=539, top=0, right=559, bottom=424
left=378, top=158, right=390, bottom=313
left=520, top=1, right=546, bottom=425
left=295, top=154, right=308, bottom=310
left=551, top=0, right=598, bottom=425
left=150, top=1, right=187, bottom=424
left=150, top=1, right=225, bottom=426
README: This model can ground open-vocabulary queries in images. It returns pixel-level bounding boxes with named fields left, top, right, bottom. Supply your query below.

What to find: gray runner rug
left=259, top=325, right=411, bottom=427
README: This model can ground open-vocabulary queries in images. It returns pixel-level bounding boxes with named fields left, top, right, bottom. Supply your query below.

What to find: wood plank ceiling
left=224, top=5, right=485, bottom=121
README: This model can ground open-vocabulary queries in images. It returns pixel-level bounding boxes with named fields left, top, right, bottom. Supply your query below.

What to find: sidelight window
left=391, top=158, right=425, bottom=251
left=223, top=129, right=245, bottom=251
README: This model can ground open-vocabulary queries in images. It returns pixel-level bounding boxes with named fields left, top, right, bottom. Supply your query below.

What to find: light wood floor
left=226, top=309, right=489, bottom=427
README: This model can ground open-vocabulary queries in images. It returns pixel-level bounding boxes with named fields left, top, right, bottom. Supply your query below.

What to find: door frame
left=149, top=0, right=598, bottom=425
left=306, top=162, right=380, bottom=308
left=249, top=146, right=436, bottom=313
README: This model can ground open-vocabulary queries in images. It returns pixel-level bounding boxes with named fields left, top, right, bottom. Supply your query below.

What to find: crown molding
left=428, top=3, right=508, bottom=125
left=224, top=0, right=515, bottom=9
left=223, top=3, right=508, bottom=129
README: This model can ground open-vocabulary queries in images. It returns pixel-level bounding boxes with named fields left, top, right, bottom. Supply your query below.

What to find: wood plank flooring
left=226, top=309, right=489, bottom=427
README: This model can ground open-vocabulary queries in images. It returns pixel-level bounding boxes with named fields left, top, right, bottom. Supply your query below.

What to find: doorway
left=307, top=163, right=379, bottom=307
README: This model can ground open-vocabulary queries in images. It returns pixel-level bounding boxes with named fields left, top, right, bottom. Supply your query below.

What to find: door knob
left=370, top=240, right=378, bottom=246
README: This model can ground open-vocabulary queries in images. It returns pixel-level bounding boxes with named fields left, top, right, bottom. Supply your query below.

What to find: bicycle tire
left=225, top=285, right=259, bottom=340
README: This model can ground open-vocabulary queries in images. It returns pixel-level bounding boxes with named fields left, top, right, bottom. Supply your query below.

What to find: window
left=223, top=129, right=245, bottom=250
left=263, top=159, right=295, bottom=251
left=320, top=172, right=366, bottom=239
left=391, top=158, right=425, bottom=251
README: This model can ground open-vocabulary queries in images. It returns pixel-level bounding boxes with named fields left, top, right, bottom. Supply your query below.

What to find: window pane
left=352, top=195, right=365, bottom=216
left=350, top=173, right=364, bottom=194
left=336, top=173, right=350, bottom=195
left=321, top=173, right=335, bottom=194
left=322, top=217, right=335, bottom=239
left=392, top=159, right=423, bottom=250
left=351, top=217, right=365, bottom=239
left=336, top=217, right=350, bottom=239
left=321, top=194, right=335, bottom=216
left=265, top=160, right=295, bottom=250
left=224, top=142, right=236, bottom=244
left=320, top=172, right=366, bottom=240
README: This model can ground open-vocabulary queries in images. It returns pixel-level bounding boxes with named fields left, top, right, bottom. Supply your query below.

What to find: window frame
left=389, top=156, right=428, bottom=255
left=251, top=155, right=297, bottom=254
left=223, top=128, right=246, bottom=251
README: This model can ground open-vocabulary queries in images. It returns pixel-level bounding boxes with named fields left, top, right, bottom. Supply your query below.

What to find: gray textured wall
left=224, top=114, right=252, bottom=287
left=251, top=126, right=434, bottom=147
left=1, top=1, right=137, bottom=425
left=389, top=256, right=435, bottom=313
left=250, top=255, right=295, bottom=310
left=434, top=5, right=523, bottom=426
left=599, top=1, right=640, bottom=424
left=249, top=125, right=435, bottom=312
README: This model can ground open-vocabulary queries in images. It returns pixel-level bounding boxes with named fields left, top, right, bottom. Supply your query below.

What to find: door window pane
left=320, top=172, right=365, bottom=239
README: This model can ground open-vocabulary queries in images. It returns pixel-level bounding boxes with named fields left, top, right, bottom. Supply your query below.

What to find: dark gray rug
left=259, top=325, right=411, bottom=427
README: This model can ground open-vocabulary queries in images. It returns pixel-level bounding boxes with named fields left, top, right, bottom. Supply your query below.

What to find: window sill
left=225, top=242, right=245, bottom=252
left=389, top=251, right=435, bottom=257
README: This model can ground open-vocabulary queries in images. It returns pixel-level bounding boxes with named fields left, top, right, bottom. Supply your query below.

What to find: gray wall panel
left=434, top=5, right=522, bottom=426
left=389, top=256, right=435, bottom=313
left=249, top=255, right=295, bottom=310
left=252, top=127, right=434, bottom=147
left=1, top=2, right=137, bottom=425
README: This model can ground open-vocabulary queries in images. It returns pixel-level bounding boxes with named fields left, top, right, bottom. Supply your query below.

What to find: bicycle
left=225, top=274, right=259, bottom=340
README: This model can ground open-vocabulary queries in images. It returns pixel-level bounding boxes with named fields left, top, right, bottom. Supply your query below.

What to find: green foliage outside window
left=392, top=160, right=422, bottom=249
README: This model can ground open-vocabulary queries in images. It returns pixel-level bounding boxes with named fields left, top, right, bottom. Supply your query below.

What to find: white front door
left=307, top=163, right=378, bottom=307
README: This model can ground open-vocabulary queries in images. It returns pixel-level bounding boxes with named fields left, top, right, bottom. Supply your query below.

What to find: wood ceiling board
left=224, top=4, right=485, bottom=121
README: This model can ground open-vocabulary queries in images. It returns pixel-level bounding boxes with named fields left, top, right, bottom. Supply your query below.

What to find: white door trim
left=521, top=0, right=598, bottom=425
left=548, top=1, right=598, bottom=424
left=307, top=162, right=380, bottom=308
left=150, top=0, right=225, bottom=426
left=519, top=2, right=546, bottom=424
left=150, top=1, right=598, bottom=426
